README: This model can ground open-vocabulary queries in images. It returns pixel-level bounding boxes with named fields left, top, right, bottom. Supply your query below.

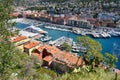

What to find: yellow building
left=24, top=41, right=40, bottom=55
left=10, top=36, right=30, bottom=52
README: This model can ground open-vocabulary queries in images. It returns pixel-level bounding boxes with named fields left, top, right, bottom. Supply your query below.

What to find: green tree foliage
left=0, top=42, right=29, bottom=80
left=0, top=0, right=19, bottom=79
left=61, top=42, right=72, bottom=52
left=60, top=67, right=120, bottom=80
left=17, top=56, right=43, bottom=80
left=0, top=1, right=57, bottom=80
left=42, top=0, right=68, bottom=3
left=0, top=0, right=15, bottom=40
left=17, top=56, right=57, bottom=80
left=26, top=6, right=47, bottom=11
left=77, top=36, right=104, bottom=67
left=104, top=53, right=118, bottom=68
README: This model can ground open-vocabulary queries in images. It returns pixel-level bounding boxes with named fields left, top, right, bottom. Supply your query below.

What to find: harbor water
left=16, top=22, right=120, bottom=69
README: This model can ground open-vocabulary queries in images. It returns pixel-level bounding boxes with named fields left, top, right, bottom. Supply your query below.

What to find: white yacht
left=41, top=35, right=52, bottom=42
left=24, top=25, right=48, bottom=34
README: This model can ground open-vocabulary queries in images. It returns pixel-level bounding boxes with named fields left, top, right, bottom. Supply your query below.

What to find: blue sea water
left=16, top=22, right=120, bottom=69
left=16, top=23, right=29, bottom=29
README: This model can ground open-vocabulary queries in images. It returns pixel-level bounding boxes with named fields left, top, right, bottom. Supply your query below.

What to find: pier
left=49, top=36, right=73, bottom=47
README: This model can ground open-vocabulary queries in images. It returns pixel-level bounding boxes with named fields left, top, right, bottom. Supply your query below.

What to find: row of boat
left=72, top=27, right=120, bottom=38
left=44, top=26, right=71, bottom=32
left=44, top=25, right=120, bottom=38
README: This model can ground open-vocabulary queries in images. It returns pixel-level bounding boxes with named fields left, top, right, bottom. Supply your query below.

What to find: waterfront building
left=23, top=10, right=36, bottom=19
left=10, top=36, right=30, bottom=52
left=87, top=18, right=97, bottom=25
left=98, top=18, right=117, bottom=28
left=66, top=16, right=92, bottom=29
left=52, top=17, right=65, bottom=25
left=38, top=14, right=51, bottom=22
left=25, top=13, right=33, bottom=19
left=24, top=41, right=40, bottom=55
left=98, top=13, right=118, bottom=22
left=10, top=12, right=23, bottom=18
left=106, top=22, right=116, bottom=28
left=86, top=18, right=100, bottom=27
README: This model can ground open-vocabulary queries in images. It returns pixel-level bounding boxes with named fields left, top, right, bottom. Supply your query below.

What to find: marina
left=15, top=19, right=120, bottom=69
left=12, top=18, right=120, bottom=38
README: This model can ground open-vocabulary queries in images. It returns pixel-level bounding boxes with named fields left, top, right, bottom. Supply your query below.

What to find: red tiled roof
left=10, top=36, right=27, bottom=43
left=36, top=45, right=84, bottom=67
left=54, top=52, right=83, bottom=67
left=43, top=56, right=52, bottom=62
left=10, top=13, right=21, bottom=17
left=77, top=57, right=85, bottom=66
left=24, top=41, right=39, bottom=49
left=37, top=45, right=60, bottom=54
left=40, top=14, right=51, bottom=18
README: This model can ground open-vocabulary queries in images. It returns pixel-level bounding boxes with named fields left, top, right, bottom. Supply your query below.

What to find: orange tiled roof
left=53, top=51, right=81, bottom=66
left=77, top=57, right=84, bottom=66
left=36, top=45, right=84, bottom=67
left=10, top=36, right=27, bottom=43
left=87, top=18, right=96, bottom=21
left=24, top=41, right=39, bottom=49
left=10, top=13, right=21, bottom=17
left=43, top=56, right=52, bottom=62
left=37, top=45, right=60, bottom=54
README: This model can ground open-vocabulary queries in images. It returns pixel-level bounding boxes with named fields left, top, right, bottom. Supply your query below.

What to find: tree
left=77, top=36, right=104, bottom=67
left=61, top=42, right=72, bottom=52
left=104, top=53, right=118, bottom=68
left=0, top=0, right=15, bottom=40
left=18, top=56, right=38, bottom=80
left=0, top=0, right=23, bottom=79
